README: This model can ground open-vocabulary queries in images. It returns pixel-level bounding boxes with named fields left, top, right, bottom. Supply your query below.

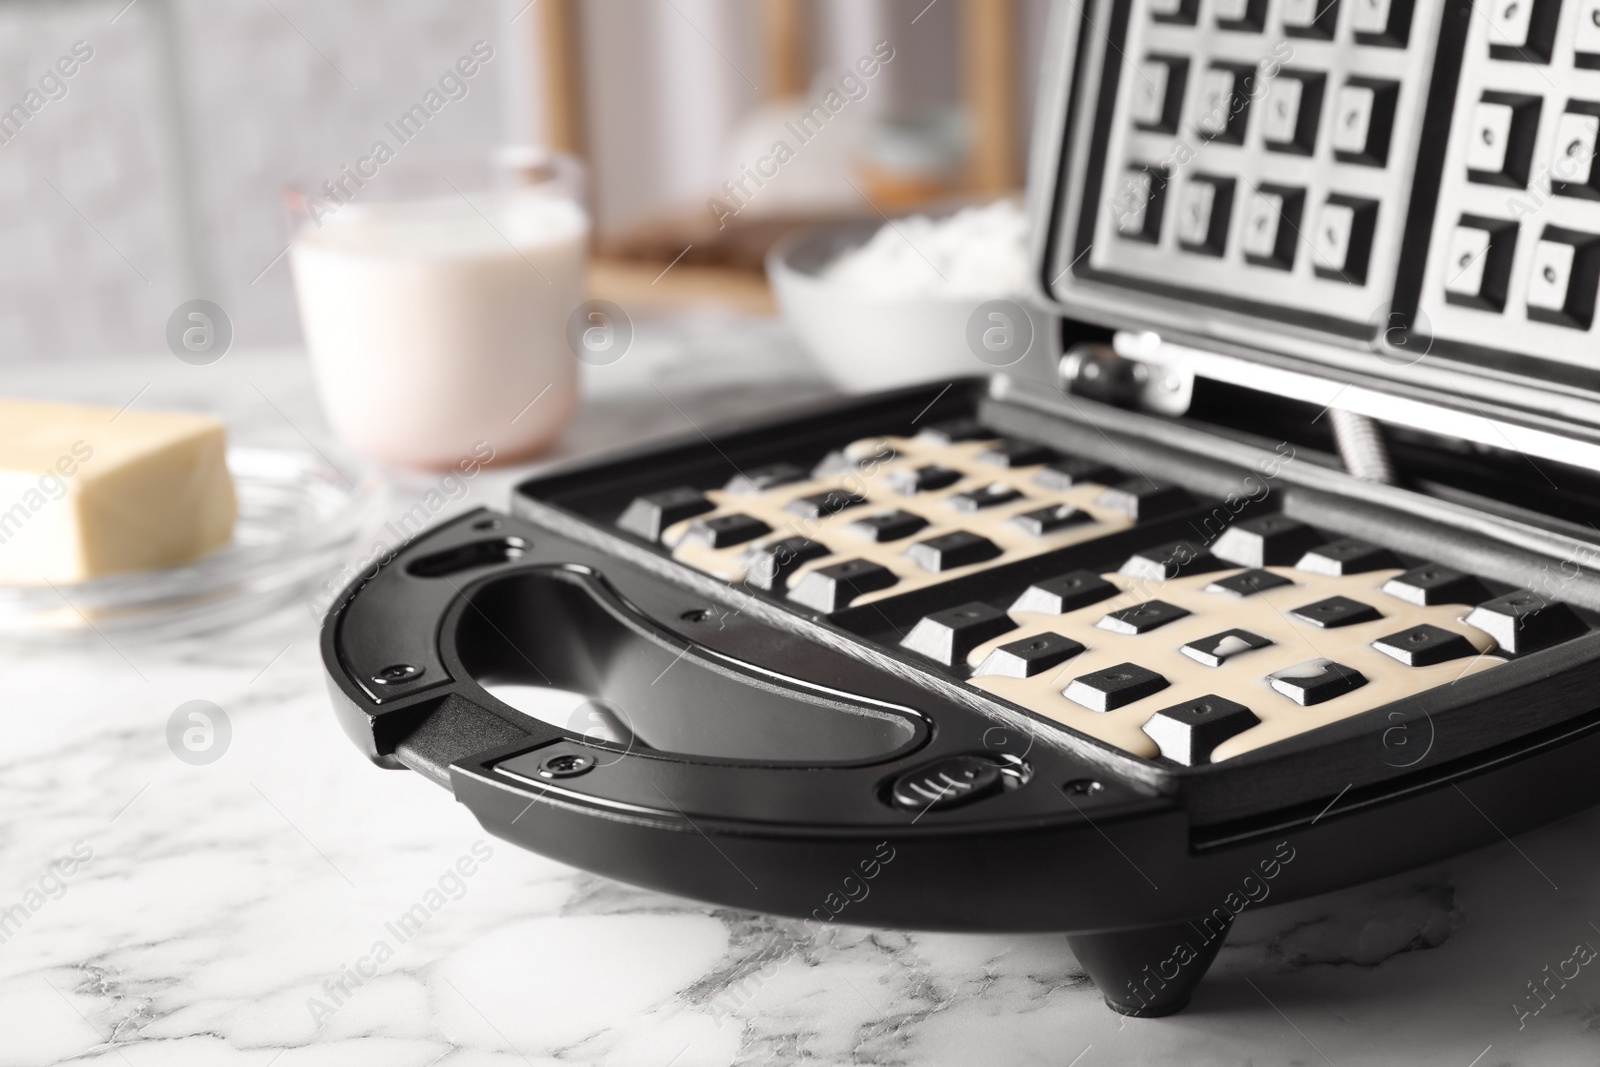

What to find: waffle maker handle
left=319, top=509, right=1262, bottom=1014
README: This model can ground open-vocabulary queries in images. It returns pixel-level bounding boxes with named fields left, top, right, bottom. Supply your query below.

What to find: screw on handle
left=371, top=663, right=424, bottom=686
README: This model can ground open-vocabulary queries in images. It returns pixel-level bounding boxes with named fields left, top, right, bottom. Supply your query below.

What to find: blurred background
left=0, top=0, right=1054, bottom=364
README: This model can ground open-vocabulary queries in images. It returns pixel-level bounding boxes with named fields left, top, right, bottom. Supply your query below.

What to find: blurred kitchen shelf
left=598, top=206, right=867, bottom=274
left=588, top=257, right=777, bottom=316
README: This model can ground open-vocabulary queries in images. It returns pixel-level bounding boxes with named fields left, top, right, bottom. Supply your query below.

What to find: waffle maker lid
left=1028, top=0, right=1600, bottom=469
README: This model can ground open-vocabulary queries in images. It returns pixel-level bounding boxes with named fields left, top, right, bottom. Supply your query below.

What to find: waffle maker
left=322, top=0, right=1600, bottom=1016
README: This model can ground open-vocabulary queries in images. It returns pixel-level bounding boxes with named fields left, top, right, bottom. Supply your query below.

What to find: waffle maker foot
left=1067, top=917, right=1232, bottom=1016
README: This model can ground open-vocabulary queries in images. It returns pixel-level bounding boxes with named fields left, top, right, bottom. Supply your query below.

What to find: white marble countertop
left=4, top=317, right=1600, bottom=1066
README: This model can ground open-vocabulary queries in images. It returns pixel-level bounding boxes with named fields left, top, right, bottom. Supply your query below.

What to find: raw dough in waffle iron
left=660, top=431, right=1508, bottom=765
left=966, top=565, right=1501, bottom=763
left=663, top=433, right=1134, bottom=603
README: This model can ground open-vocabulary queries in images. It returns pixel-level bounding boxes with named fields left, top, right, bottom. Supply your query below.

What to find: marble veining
left=2, top=330, right=1600, bottom=1064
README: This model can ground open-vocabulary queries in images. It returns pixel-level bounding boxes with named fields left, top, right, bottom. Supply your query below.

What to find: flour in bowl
left=821, top=200, right=1030, bottom=298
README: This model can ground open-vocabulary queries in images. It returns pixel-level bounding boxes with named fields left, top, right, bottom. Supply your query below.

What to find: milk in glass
left=291, top=190, right=588, bottom=469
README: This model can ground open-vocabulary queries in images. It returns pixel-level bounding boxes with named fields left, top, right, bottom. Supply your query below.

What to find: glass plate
left=0, top=448, right=388, bottom=642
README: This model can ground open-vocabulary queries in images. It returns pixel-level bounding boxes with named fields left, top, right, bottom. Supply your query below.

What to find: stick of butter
left=0, top=398, right=237, bottom=584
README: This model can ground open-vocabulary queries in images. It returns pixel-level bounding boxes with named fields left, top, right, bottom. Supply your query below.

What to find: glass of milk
left=288, top=184, right=588, bottom=470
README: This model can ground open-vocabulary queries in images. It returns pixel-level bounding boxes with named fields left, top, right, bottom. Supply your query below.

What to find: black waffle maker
left=322, top=0, right=1600, bottom=1016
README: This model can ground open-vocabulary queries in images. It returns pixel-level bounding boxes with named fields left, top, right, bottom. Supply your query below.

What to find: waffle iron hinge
left=1056, top=331, right=1600, bottom=481
left=1062, top=334, right=1395, bottom=482
left=1062, top=335, right=1401, bottom=483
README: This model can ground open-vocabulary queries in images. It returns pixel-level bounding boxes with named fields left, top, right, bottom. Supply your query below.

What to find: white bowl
left=766, top=221, right=1053, bottom=394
